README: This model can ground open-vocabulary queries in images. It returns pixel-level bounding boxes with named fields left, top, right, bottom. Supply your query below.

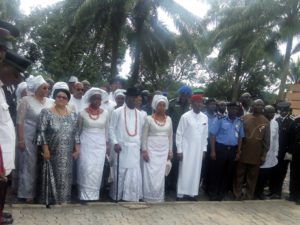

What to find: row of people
left=14, top=76, right=300, bottom=206
left=14, top=78, right=206, bottom=204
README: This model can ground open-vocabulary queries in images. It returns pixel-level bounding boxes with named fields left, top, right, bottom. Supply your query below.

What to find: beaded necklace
left=152, top=113, right=167, bottom=127
left=124, top=106, right=137, bottom=136
left=86, top=106, right=102, bottom=120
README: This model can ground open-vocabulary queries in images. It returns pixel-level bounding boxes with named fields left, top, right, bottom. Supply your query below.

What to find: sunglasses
left=56, top=95, right=68, bottom=100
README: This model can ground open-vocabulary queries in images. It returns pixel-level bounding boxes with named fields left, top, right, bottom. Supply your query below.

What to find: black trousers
left=290, top=155, right=300, bottom=201
left=208, top=143, right=237, bottom=199
left=269, top=157, right=290, bottom=196
left=255, top=167, right=271, bottom=197
left=0, top=179, right=7, bottom=218
left=201, top=142, right=211, bottom=192
left=165, top=135, right=178, bottom=192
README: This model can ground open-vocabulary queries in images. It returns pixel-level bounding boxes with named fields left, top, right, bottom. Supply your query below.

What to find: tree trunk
left=231, top=51, right=243, bottom=101
left=109, top=0, right=126, bottom=83
left=277, top=36, right=293, bottom=100
left=130, top=0, right=148, bottom=86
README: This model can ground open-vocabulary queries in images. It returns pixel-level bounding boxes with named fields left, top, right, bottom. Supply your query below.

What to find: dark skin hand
left=114, top=144, right=122, bottom=153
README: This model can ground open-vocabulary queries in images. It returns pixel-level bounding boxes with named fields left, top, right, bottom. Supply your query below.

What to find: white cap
left=68, top=76, right=78, bottom=83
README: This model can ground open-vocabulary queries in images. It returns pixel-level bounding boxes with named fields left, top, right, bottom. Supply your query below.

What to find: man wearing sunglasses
left=69, top=82, right=85, bottom=114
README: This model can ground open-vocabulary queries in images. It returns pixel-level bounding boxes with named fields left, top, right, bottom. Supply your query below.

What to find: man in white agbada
left=176, top=94, right=208, bottom=200
left=109, top=87, right=144, bottom=202
left=69, top=82, right=85, bottom=114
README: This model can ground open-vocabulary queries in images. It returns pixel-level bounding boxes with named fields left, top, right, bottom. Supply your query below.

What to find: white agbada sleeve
left=168, top=118, right=173, bottom=152
left=109, top=109, right=120, bottom=146
left=176, top=114, right=187, bottom=154
left=273, top=120, right=279, bottom=157
left=201, top=114, right=209, bottom=152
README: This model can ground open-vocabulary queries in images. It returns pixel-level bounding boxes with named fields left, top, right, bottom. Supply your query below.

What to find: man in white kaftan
left=176, top=94, right=208, bottom=199
left=69, top=82, right=85, bottom=114
left=109, top=87, right=144, bottom=202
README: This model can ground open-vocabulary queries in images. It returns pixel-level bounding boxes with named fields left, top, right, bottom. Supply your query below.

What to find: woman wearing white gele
left=17, top=75, right=53, bottom=202
left=142, top=94, right=173, bottom=203
left=77, top=88, right=110, bottom=201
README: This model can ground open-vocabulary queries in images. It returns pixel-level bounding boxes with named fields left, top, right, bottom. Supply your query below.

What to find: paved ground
left=6, top=163, right=294, bottom=224
left=6, top=200, right=300, bottom=225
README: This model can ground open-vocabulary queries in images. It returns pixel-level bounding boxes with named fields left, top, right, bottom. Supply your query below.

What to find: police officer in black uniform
left=269, top=102, right=294, bottom=199
left=289, top=116, right=300, bottom=204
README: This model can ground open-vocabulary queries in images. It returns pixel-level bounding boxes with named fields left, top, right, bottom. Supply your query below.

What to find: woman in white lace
left=142, top=95, right=173, bottom=202
left=77, top=88, right=110, bottom=201
left=16, top=75, right=53, bottom=202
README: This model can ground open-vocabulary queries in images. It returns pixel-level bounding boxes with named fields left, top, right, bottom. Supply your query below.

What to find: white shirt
left=69, top=95, right=86, bottom=114
left=260, top=119, right=279, bottom=168
left=109, top=105, right=145, bottom=168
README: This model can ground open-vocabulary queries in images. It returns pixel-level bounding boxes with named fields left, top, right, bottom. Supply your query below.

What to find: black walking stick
left=115, top=151, right=120, bottom=203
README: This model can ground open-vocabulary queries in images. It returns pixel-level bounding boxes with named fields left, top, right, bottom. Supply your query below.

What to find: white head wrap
left=151, top=94, right=169, bottom=110
left=114, top=89, right=126, bottom=99
left=26, top=75, right=46, bottom=93
left=16, top=82, right=28, bottom=103
left=50, top=82, right=69, bottom=99
left=84, top=87, right=105, bottom=104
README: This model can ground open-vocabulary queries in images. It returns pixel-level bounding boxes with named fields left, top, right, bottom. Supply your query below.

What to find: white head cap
left=114, top=89, right=126, bottom=99
left=151, top=94, right=169, bottom=110
left=68, top=76, right=78, bottom=83
left=50, top=81, right=69, bottom=99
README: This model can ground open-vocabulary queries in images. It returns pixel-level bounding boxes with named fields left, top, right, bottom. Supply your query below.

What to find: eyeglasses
left=56, top=95, right=68, bottom=100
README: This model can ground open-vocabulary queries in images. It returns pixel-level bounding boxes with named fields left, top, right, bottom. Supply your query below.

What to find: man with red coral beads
left=109, top=87, right=145, bottom=202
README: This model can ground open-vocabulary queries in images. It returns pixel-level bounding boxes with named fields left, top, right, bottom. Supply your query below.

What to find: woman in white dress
left=17, top=75, right=53, bottom=202
left=77, top=88, right=110, bottom=201
left=142, top=95, right=173, bottom=202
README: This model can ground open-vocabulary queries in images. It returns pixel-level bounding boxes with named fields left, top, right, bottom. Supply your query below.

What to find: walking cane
left=115, top=151, right=120, bottom=203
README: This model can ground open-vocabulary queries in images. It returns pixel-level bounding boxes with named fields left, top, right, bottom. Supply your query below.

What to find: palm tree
left=67, top=0, right=203, bottom=84
left=206, top=0, right=280, bottom=100
left=0, top=0, right=21, bottom=22
left=289, top=58, right=300, bottom=84
left=208, top=0, right=300, bottom=100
